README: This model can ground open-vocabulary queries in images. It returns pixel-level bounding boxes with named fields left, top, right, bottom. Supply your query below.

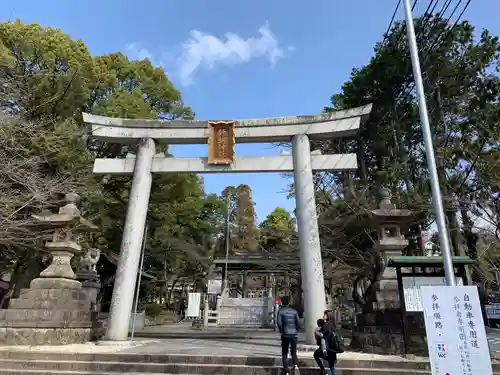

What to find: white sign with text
left=207, top=279, right=222, bottom=295
left=403, top=276, right=463, bottom=312
left=421, top=286, right=492, bottom=375
left=186, top=292, right=201, bottom=318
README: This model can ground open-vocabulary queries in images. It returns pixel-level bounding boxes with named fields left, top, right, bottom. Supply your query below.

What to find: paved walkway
left=0, top=338, right=427, bottom=362
left=135, top=323, right=352, bottom=343
left=0, top=324, right=498, bottom=360
left=138, top=323, right=500, bottom=358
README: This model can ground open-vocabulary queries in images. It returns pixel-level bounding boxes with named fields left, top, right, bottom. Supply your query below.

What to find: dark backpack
left=326, top=329, right=344, bottom=353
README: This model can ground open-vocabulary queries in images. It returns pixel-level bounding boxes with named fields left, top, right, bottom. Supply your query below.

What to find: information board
left=403, top=276, right=463, bottom=312
left=207, top=279, right=222, bottom=294
left=421, top=285, right=492, bottom=375
left=485, top=303, right=500, bottom=319
left=186, top=292, right=201, bottom=318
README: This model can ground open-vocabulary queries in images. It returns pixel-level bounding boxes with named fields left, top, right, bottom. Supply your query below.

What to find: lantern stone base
left=0, top=327, right=93, bottom=345
left=351, top=279, right=427, bottom=356
left=351, top=311, right=427, bottom=356
left=351, top=324, right=427, bottom=356
left=0, top=280, right=102, bottom=345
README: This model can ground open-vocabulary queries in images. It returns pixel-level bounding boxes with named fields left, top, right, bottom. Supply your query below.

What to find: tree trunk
left=9, top=252, right=45, bottom=299
left=159, top=285, right=163, bottom=305
left=460, top=202, right=478, bottom=285
left=433, top=88, right=466, bottom=258
left=356, top=135, right=368, bottom=186
left=460, top=202, right=478, bottom=259
left=163, top=250, right=168, bottom=307
left=167, top=276, right=179, bottom=308
left=392, top=107, right=414, bottom=193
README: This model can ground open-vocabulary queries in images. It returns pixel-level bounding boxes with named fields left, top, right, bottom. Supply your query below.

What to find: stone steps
left=0, top=352, right=496, bottom=375
left=0, top=352, right=433, bottom=368
left=0, top=362, right=431, bottom=375
left=0, top=370, right=431, bottom=375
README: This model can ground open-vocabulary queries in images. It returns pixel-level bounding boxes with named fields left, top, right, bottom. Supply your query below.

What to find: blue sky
left=2, top=0, right=498, bottom=223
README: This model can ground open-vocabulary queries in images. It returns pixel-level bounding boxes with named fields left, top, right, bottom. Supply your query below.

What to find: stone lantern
left=369, top=187, right=412, bottom=310
left=351, top=187, right=414, bottom=354
left=0, top=193, right=101, bottom=345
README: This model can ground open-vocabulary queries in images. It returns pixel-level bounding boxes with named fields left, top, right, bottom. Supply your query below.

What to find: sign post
left=421, top=286, right=492, bottom=375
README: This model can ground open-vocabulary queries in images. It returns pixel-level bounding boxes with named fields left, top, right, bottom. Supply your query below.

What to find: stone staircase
left=0, top=351, right=498, bottom=375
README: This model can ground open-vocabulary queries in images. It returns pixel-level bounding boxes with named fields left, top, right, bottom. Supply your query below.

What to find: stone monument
left=0, top=193, right=100, bottom=345
left=351, top=188, right=414, bottom=354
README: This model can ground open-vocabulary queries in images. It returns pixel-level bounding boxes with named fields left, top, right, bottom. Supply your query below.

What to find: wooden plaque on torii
left=207, top=121, right=236, bottom=165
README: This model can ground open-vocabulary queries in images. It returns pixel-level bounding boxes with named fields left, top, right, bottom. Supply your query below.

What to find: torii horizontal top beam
left=83, top=104, right=372, bottom=144
left=93, top=154, right=357, bottom=175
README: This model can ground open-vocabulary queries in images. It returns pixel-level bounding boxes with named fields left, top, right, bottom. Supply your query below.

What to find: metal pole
left=402, top=0, right=455, bottom=286
left=130, top=222, right=148, bottom=340
left=223, top=195, right=230, bottom=291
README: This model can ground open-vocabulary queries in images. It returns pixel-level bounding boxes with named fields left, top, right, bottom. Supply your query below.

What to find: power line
left=400, top=0, right=441, bottom=55
left=353, top=0, right=473, bottom=178
left=381, top=0, right=402, bottom=47
left=379, top=0, right=472, bottom=122
left=374, top=0, right=440, bottom=106
left=382, top=0, right=419, bottom=53
left=396, top=0, right=467, bottom=102
left=393, top=0, right=458, bottom=104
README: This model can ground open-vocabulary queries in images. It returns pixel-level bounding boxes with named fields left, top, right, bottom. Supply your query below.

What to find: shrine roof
left=102, top=252, right=156, bottom=279
left=213, top=255, right=300, bottom=271
left=387, top=255, right=475, bottom=267
left=213, top=255, right=300, bottom=266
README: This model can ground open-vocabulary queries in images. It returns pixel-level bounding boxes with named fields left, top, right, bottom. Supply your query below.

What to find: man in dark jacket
left=314, top=318, right=337, bottom=375
left=314, top=312, right=342, bottom=375
left=277, top=296, right=300, bottom=375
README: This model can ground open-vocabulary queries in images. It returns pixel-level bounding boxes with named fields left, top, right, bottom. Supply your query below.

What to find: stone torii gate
left=83, top=104, right=372, bottom=344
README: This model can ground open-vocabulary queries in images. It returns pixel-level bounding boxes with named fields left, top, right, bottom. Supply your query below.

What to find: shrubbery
left=144, top=303, right=164, bottom=318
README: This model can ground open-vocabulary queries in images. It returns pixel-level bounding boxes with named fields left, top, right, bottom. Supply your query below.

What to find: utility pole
left=223, top=194, right=231, bottom=291
left=402, top=0, right=456, bottom=286
left=130, top=221, right=148, bottom=339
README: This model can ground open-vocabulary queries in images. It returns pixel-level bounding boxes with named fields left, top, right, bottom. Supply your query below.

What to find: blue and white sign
left=485, top=303, right=500, bottom=320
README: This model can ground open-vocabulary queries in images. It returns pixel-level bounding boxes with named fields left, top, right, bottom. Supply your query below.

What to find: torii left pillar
left=106, top=138, right=155, bottom=341
left=292, top=134, right=327, bottom=344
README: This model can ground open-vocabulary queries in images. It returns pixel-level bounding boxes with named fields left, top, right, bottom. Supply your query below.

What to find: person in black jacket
left=277, top=296, right=300, bottom=375
left=313, top=312, right=338, bottom=375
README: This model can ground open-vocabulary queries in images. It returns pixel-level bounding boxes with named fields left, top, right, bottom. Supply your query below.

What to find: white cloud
left=124, top=23, right=293, bottom=86
left=178, top=23, right=293, bottom=86
left=125, top=43, right=155, bottom=62
left=124, top=43, right=171, bottom=77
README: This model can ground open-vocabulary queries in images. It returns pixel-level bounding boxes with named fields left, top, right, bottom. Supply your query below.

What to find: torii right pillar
left=292, top=134, right=326, bottom=344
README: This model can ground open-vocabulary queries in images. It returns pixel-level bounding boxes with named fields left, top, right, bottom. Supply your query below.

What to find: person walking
left=313, top=311, right=343, bottom=375
left=277, top=296, right=300, bottom=375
